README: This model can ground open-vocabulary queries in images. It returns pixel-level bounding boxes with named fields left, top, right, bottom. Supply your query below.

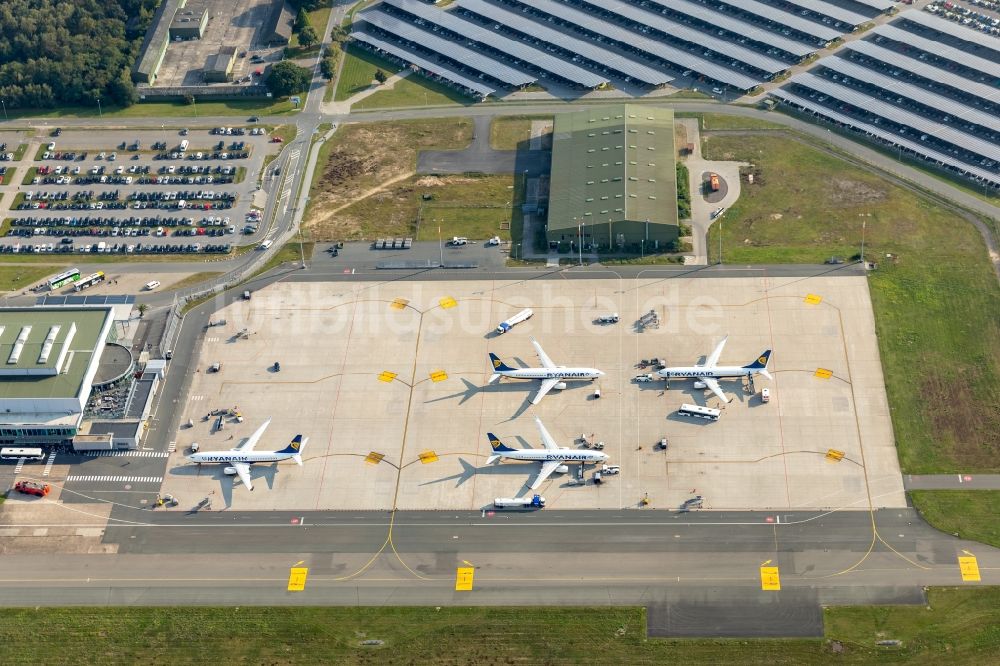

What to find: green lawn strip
left=0, top=166, right=14, bottom=185
left=334, top=44, right=399, bottom=101
left=13, top=143, right=28, bottom=161
left=490, top=115, right=553, bottom=150
left=0, top=264, right=67, bottom=292
left=165, top=271, right=224, bottom=292
left=698, top=113, right=786, bottom=130
left=351, top=75, right=472, bottom=110
left=254, top=241, right=315, bottom=276
left=0, top=252, right=233, bottom=264
left=702, top=134, right=1000, bottom=473
left=909, top=491, right=1000, bottom=548
left=6, top=99, right=299, bottom=120
left=2, top=591, right=999, bottom=663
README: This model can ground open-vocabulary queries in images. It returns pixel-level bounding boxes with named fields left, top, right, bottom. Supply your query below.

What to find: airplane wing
left=703, top=336, right=729, bottom=368
left=235, top=418, right=271, bottom=452
left=232, top=462, right=254, bottom=491
left=702, top=377, right=731, bottom=403
left=530, top=460, right=562, bottom=490
left=531, top=378, right=561, bottom=405
left=534, top=417, right=559, bottom=450
left=531, top=338, right=557, bottom=369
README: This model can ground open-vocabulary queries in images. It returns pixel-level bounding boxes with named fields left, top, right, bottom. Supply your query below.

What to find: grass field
left=165, top=271, right=223, bottom=292
left=698, top=113, right=786, bottom=130
left=490, top=115, right=553, bottom=150
left=304, top=118, right=472, bottom=239
left=256, top=241, right=315, bottom=276
left=4, top=98, right=299, bottom=120
left=13, top=143, right=28, bottom=161
left=333, top=45, right=399, bottom=101
left=2, top=588, right=998, bottom=663
left=287, top=2, right=332, bottom=57
left=0, top=166, right=14, bottom=185
left=910, top=490, right=1000, bottom=548
left=0, top=264, right=66, bottom=292
left=702, top=134, right=1000, bottom=473
left=352, top=75, right=471, bottom=110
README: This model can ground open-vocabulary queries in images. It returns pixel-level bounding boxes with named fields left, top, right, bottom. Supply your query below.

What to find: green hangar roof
left=548, top=105, right=677, bottom=233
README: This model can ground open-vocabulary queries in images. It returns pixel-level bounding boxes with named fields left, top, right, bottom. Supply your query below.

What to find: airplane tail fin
left=488, top=353, right=515, bottom=374
left=279, top=435, right=307, bottom=463
left=487, top=433, right=516, bottom=454
left=743, top=350, right=772, bottom=371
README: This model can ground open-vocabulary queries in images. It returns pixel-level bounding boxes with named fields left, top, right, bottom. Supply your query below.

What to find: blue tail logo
left=744, top=350, right=771, bottom=369
left=279, top=435, right=304, bottom=454
left=487, top=433, right=516, bottom=452
left=489, top=353, right=514, bottom=372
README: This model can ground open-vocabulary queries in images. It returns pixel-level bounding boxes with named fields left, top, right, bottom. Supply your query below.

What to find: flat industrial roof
left=548, top=106, right=677, bottom=231
left=770, top=88, right=1000, bottom=186
left=0, top=307, right=112, bottom=400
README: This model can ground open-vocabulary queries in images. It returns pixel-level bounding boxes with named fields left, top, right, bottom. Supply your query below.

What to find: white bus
left=677, top=404, right=721, bottom=421
left=1, top=447, right=45, bottom=460
left=48, top=267, right=81, bottom=289
left=73, top=271, right=106, bottom=291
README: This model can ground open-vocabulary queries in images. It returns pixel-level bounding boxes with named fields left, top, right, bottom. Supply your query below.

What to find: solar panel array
left=359, top=9, right=537, bottom=87
left=777, top=0, right=874, bottom=27
left=351, top=32, right=496, bottom=97
left=771, top=87, right=1000, bottom=187
left=36, top=295, right=136, bottom=306
left=713, top=0, right=843, bottom=42
left=842, top=41, right=1000, bottom=104
left=851, top=0, right=895, bottom=10
left=380, top=0, right=616, bottom=87
left=871, top=23, right=1000, bottom=79
left=897, top=8, right=1000, bottom=51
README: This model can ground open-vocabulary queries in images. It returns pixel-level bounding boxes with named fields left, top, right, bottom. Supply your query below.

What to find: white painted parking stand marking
left=190, top=395, right=206, bottom=402
left=42, top=452, right=56, bottom=477
left=168, top=441, right=176, bottom=453
left=66, top=475, right=163, bottom=483
left=83, top=450, right=169, bottom=458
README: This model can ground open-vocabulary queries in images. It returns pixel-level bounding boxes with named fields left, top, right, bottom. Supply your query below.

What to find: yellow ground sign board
left=760, top=566, right=781, bottom=591
left=378, top=371, right=397, bottom=383
left=455, top=567, right=475, bottom=591
left=418, top=450, right=439, bottom=464
left=804, top=294, right=823, bottom=305
left=365, top=452, right=385, bottom=465
left=439, top=297, right=458, bottom=309
left=429, top=370, right=448, bottom=383
left=959, top=556, right=981, bottom=582
left=390, top=298, right=409, bottom=310
left=287, top=567, right=308, bottom=592
left=814, top=368, right=833, bottom=379
left=826, top=449, right=845, bottom=463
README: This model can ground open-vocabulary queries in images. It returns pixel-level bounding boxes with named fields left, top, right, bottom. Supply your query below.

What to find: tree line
left=0, top=0, right=158, bottom=110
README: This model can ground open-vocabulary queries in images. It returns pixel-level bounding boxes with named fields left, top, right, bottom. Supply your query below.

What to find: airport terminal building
left=547, top=105, right=679, bottom=252
left=0, top=307, right=120, bottom=448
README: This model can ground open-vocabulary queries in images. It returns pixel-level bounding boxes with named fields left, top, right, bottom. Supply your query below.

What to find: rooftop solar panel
left=638, top=0, right=815, bottom=58
left=776, top=0, right=873, bottom=27
left=817, top=57, right=1000, bottom=128
left=714, top=0, right=843, bottom=41
left=843, top=41, right=1000, bottom=104
left=851, top=0, right=894, bottom=9
left=380, top=0, right=616, bottom=86
left=771, top=88, right=1000, bottom=186
left=359, top=10, right=537, bottom=86
left=871, top=24, right=1000, bottom=79
left=898, top=9, right=1000, bottom=54
left=556, top=0, right=790, bottom=74
left=788, top=72, right=1000, bottom=161
left=458, top=0, right=760, bottom=88
left=352, top=31, right=496, bottom=96
left=450, top=0, right=674, bottom=86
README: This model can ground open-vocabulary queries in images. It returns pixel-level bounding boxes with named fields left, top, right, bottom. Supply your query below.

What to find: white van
left=144, top=281, right=161, bottom=291
left=258, top=239, right=273, bottom=250
left=179, top=139, right=189, bottom=152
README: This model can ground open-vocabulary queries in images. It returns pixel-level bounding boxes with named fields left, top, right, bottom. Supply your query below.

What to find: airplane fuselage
left=495, top=449, right=608, bottom=463
left=658, top=366, right=760, bottom=379
left=497, top=368, right=603, bottom=381
left=187, top=451, right=297, bottom=464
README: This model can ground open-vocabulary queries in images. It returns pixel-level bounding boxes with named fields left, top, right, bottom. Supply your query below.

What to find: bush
left=265, top=61, right=312, bottom=97
left=676, top=162, right=691, bottom=220
left=320, top=54, right=338, bottom=80
left=374, top=69, right=388, bottom=84
left=182, top=93, right=195, bottom=106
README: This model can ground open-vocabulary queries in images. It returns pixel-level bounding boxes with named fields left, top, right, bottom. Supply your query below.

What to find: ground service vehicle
left=1, top=447, right=45, bottom=460
left=596, top=313, right=620, bottom=324
left=144, top=280, right=160, bottom=290
left=761, top=388, right=770, bottom=403
left=677, top=404, right=721, bottom=421
left=709, top=173, right=720, bottom=191
left=495, top=308, right=533, bottom=334
left=493, top=495, right=545, bottom=509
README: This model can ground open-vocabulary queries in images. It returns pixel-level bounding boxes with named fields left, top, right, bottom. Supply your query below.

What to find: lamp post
left=860, top=218, right=866, bottom=267
left=298, top=196, right=308, bottom=270
left=718, top=217, right=723, bottom=265
left=1, top=99, right=7, bottom=121
left=436, top=220, right=443, bottom=267
left=96, top=98, right=102, bottom=119
left=577, top=221, right=583, bottom=266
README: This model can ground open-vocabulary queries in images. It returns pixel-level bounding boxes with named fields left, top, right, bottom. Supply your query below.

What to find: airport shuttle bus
left=677, top=404, right=722, bottom=421
left=48, top=268, right=81, bottom=290
left=74, top=271, right=106, bottom=292
left=1, top=447, right=45, bottom=460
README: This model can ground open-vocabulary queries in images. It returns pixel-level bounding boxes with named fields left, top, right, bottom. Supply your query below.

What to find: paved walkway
left=903, top=474, right=1000, bottom=490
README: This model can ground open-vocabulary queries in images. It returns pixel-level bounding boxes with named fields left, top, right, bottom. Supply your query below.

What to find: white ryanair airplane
left=186, top=418, right=308, bottom=491
left=487, top=417, right=608, bottom=490
left=656, top=336, right=772, bottom=403
left=488, top=338, right=604, bottom=405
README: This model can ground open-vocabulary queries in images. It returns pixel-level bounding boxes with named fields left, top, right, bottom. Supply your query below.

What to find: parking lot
left=1, top=127, right=285, bottom=256
left=159, top=275, right=906, bottom=512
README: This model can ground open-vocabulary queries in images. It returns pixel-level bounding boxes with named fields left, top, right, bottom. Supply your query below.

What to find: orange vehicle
left=13, top=480, right=50, bottom=497
left=709, top=173, right=720, bottom=192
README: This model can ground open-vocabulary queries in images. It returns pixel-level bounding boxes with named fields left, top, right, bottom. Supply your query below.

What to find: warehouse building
left=170, top=0, right=210, bottom=40
left=132, top=0, right=184, bottom=84
left=205, top=46, right=238, bottom=82
left=547, top=106, right=679, bottom=252
left=264, top=0, right=295, bottom=46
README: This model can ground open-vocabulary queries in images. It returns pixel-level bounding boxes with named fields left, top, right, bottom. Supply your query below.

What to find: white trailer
left=495, top=308, right=533, bottom=334
left=493, top=495, right=545, bottom=509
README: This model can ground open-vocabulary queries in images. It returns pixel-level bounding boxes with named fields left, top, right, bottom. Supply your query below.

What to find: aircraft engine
left=693, top=380, right=707, bottom=389
left=554, top=382, right=567, bottom=391
left=555, top=464, right=569, bottom=474
left=223, top=466, right=238, bottom=475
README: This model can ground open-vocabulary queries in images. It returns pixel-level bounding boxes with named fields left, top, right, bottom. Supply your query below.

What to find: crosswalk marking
left=206, top=337, right=220, bottom=343
left=190, top=395, right=206, bottom=402
left=83, top=450, right=169, bottom=458
left=66, top=475, right=163, bottom=483
left=42, top=452, right=56, bottom=477
left=167, top=441, right=177, bottom=453
left=13, top=457, right=26, bottom=474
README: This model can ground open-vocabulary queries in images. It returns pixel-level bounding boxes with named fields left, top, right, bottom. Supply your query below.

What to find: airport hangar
left=0, top=303, right=155, bottom=451
left=546, top=106, right=679, bottom=252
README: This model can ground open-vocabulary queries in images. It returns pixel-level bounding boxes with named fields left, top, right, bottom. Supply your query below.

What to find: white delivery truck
left=493, top=495, right=545, bottom=509
left=495, top=308, right=533, bottom=334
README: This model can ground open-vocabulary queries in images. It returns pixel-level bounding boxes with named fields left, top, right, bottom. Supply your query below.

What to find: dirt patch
left=826, top=178, right=888, bottom=206
left=920, top=372, right=1000, bottom=468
